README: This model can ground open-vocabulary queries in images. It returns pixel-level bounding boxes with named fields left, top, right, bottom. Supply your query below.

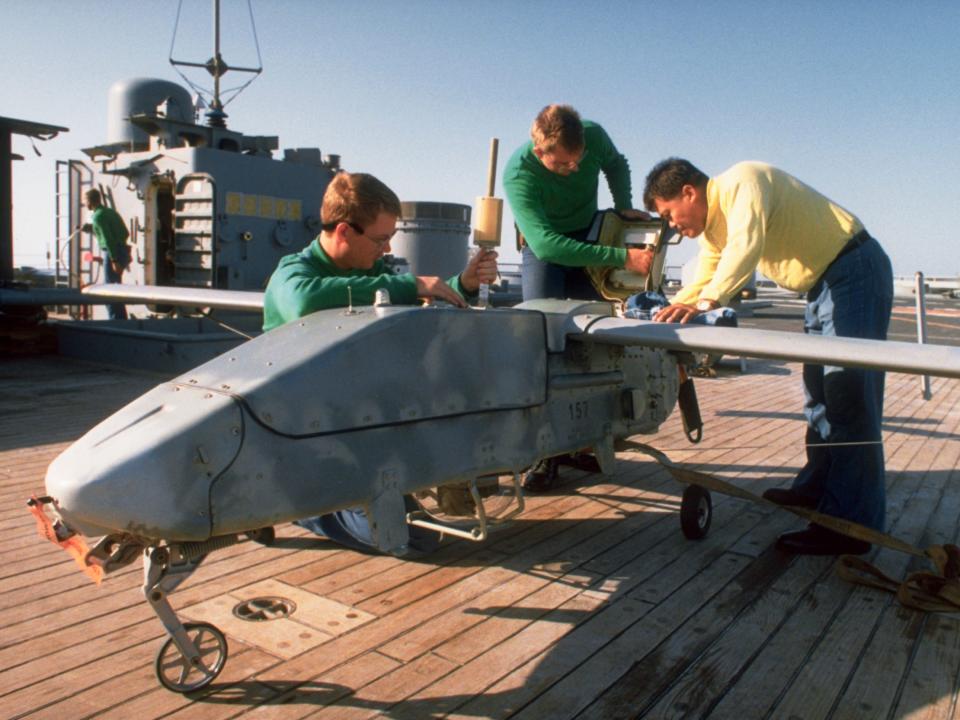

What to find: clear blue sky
left=3, top=0, right=958, bottom=277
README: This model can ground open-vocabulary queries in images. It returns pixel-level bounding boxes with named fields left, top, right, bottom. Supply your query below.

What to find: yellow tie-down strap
left=620, top=441, right=960, bottom=613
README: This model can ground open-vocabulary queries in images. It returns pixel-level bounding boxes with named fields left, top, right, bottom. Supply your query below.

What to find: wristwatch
left=696, top=299, right=718, bottom=312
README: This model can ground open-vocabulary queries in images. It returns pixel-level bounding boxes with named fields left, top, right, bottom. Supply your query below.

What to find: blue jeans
left=104, top=256, right=128, bottom=320
left=295, top=496, right=440, bottom=556
left=793, top=235, right=893, bottom=530
left=521, top=227, right=603, bottom=302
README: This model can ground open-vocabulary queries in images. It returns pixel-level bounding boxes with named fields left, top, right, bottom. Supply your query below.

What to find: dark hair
left=85, top=189, right=102, bottom=205
left=642, top=158, right=709, bottom=211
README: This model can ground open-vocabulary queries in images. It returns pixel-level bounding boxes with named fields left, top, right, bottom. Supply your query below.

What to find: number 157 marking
left=568, top=401, right=588, bottom=420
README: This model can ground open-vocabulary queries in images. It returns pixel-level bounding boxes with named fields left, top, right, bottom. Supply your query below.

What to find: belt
left=833, top=229, right=870, bottom=263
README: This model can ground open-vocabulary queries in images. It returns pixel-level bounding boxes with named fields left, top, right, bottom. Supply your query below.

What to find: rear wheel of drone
left=680, top=485, right=712, bottom=540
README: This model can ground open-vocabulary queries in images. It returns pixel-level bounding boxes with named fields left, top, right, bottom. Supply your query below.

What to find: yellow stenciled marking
left=259, top=195, right=276, bottom=219
left=225, top=192, right=242, bottom=215
left=225, top=193, right=302, bottom=219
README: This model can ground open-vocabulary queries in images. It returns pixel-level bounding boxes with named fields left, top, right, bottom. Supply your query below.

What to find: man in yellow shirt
left=643, top=158, right=893, bottom=556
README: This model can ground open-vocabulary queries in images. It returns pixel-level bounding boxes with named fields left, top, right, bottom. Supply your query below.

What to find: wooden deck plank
left=373, top=470, right=689, bottom=668
left=579, top=548, right=796, bottom=720
left=508, top=552, right=756, bottom=719
left=893, top=615, right=960, bottom=720
left=638, top=544, right=834, bottom=719
left=432, top=569, right=599, bottom=666
left=833, top=410, right=960, bottom=718
left=704, top=422, right=946, bottom=718
left=379, top=568, right=555, bottom=665
left=246, top=652, right=401, bottom=720
left=649, top=447, right=949, bottom=719
left=648, top=419, right=960, bottom=720
left=392, top=592, right=611, bottom=719
left=28, top=646, right=278, bottom=720
left=770, top=423, right=957, bottom=717
left=0, top=542, right=325, bottom=682
left=445, top=594, right=655, bottom=720
left=464, top=492, right=788, bottom=716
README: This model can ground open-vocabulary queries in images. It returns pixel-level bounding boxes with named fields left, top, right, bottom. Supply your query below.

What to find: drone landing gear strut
left=141, top=530, right=265, bottom=693
left=143, top=527, right=275, bottom=691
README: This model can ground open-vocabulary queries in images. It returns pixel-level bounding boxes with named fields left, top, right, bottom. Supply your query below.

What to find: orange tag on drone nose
left=28, top=497, right=103, bottom=585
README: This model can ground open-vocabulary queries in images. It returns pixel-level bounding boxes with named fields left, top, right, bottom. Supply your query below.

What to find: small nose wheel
left=155, top=621, right=228, bottom=693
left=680, top=484, right=712, bottom=540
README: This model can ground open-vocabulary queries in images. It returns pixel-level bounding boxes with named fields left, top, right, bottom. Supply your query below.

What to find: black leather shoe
left=762, top=487, right=819, bottom=509
left=775, top=524, right=870, bottom=556
left=522, top=458, right=559, bottom=492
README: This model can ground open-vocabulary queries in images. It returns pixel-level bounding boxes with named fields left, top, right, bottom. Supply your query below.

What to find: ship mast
left=169, top=0, right=263, bottom=128
left=208, top=0, right=226, bottom=127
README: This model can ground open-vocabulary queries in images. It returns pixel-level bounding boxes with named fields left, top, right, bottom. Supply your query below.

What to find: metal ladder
left=53, top=160, right=94, bottom=317
left=172, top=174, right=216, bottom=287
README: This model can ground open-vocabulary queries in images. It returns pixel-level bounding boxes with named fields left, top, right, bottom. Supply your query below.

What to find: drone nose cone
left=45, top=383, right=244, bottom=541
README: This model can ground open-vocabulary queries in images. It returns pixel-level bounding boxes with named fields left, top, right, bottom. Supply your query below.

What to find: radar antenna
left=168, top=0, right=263, bottom=128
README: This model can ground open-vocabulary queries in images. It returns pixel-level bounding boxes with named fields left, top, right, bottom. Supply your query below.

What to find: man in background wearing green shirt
left=83, top=189, right=130, bottom=320
left=503, top=104, right=653, bottom=303
left=263, top=171, right=497, bottom=555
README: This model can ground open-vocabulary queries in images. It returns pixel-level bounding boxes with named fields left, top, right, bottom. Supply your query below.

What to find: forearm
left=280, top=273, right=418, bottom=319
left=524, top=229, right=627, bottom=267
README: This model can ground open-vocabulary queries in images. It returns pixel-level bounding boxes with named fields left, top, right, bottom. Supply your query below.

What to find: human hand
left=416, top=275, right=467, bottom=307
left=619, top=208, right=651, bottom=220
left=624, top=247, right=654, bottom=275
left=653, top=303, right=699, bottom=324
left=460, top=248, right=499, bottom=293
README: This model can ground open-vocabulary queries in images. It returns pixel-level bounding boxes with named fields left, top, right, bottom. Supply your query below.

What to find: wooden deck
left=3, top=349, right=960, bottom=719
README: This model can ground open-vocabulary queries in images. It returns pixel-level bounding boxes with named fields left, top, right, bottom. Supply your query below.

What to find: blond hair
left=321, top=172, right=402, bottom=228
left=530, top=104, right=584, bottom=153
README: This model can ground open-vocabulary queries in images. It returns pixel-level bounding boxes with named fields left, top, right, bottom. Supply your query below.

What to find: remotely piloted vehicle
left=30, top=283, right=960, bottom=692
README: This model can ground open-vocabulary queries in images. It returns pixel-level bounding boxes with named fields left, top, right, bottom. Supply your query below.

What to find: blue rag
left=624, top=291, right=738, bottom=327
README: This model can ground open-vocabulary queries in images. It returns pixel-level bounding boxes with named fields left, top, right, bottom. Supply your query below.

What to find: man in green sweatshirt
left=503, top=104, right=653, bottom=491
left=503, top=104, right=653, bottom=303
left=263, top=171, right=497, bottom=555
left=263, top=172, right=497, bottom=330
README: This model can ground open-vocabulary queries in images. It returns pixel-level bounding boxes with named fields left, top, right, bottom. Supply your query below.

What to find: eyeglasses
left=548, top=149, right=588, bottom=170
left=349, top=222, right=395, bottom=248
left=323, top=220, right=394, bottom=248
